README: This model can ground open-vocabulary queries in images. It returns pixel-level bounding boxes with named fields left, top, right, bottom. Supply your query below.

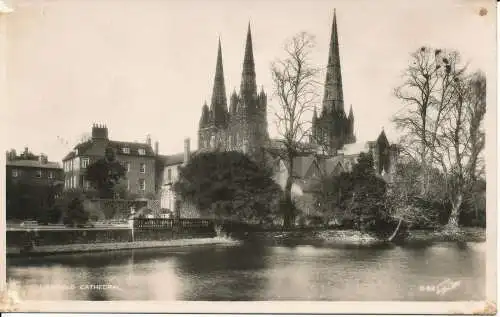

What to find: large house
left=6, top=148, right=64, bottom=220
left=62, top=124, right=158, bottom=198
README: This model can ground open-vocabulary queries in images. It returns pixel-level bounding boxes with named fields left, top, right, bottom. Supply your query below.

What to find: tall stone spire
left=240, top=22, right=257, bottom=99
left=210, top=38, right=228, bottom=127
left=322, top=9, right=344, bottom=112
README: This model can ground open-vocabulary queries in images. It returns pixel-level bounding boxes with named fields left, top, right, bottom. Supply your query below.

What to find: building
left=198, top=24, right=269, bottom=163
left=311, top=9, right=356, bottom=153
left=6, top=148, right=64, bottom=185
left=5, top=148, right=64, bottom=220
left=157, top=138, right=191, bottom=213
left=62, top=124, right=158, bottom=198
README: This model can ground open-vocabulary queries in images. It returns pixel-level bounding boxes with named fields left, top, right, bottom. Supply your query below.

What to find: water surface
left=7, top=241, right=486, bottom=301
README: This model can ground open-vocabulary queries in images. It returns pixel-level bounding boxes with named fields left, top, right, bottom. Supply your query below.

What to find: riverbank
left=6, top=236, right=240, bottom=257
left=245, top=227, right=486, bottom=246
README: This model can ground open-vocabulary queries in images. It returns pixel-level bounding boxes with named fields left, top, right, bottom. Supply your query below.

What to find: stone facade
left=198, top=25, right=269, bottom=162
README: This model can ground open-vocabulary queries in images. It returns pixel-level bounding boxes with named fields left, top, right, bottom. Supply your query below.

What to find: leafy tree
left=85, top=146, right=126, bottom=199
left=61, top=191, right=90, bottom=227
left=313, top=153, right=394, bottom=236
left=173, top=151, right=282, bottom=224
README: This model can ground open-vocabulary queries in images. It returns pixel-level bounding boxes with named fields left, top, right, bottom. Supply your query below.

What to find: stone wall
left=6, top=225, right=215, bottom=249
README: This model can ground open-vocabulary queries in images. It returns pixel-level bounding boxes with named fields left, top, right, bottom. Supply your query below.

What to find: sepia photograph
left=0, top=0, right=496, bottom=314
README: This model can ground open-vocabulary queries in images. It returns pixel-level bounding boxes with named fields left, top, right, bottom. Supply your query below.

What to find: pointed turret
left=240, top=22, right=258, bottom=100
left=229, top=88, right=238, bottom=113
left=200, top=101, right=210, bottom=127
left=210, top=38, right=228, bottom=127
left=348, top=104, right=354, bottom=120
left=322, top=9, right=344, bottom=112
left=377, top=128, right=388, bottom=145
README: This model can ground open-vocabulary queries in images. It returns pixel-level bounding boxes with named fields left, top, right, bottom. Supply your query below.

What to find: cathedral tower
left=311, top=9, right=356, bottom=153
left=198, top=39, right=229, bottom=150
left=198, top=24, right=269, bottom=162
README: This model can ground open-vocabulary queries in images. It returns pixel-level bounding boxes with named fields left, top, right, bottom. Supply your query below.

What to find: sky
left=1, top=0, right=496, bottom=162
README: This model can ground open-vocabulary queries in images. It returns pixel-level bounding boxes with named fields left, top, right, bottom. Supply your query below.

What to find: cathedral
left=160, top=9, right=399, bottom=218
left=198, top=24, right=269, bottom=162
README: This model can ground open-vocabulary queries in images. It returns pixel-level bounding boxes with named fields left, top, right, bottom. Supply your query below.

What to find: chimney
left=146, top=134, right=152, bottom=146
left=183, top=138, right=190, bottom=166
left=91, top=123, right=109, bottom=140
left=154, top=141, right=159, bottom=155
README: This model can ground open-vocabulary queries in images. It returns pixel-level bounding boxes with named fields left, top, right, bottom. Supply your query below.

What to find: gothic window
left=210, top=135, right=215, bottom=148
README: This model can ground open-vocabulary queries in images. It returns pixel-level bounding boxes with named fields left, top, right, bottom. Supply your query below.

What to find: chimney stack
left=91, top=123, right=109, bottom=140
left=146, top=134, right=152, bottom=146
left=39, top=153, right=48, bottom=164
left=154, top=141, right=159, bottom=155
left=183, top=138, right=191, bottom=166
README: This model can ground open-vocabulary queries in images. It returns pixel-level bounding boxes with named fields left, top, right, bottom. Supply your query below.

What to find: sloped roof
left=7, top=160, right=61, bottom=169
left=158, top=150, right=199, bottom=167
left=63, top=139, right=155, bottom=161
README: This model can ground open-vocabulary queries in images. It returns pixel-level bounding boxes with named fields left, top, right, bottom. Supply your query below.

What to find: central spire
left=240, top=22, right=257, bottom=99
left=211, top=37, right=228, bottom=127
left=322, top=9, right=344, bottom=112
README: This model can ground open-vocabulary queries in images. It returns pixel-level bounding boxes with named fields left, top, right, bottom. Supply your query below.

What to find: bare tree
left=270, top=32, right=321, bottom=228
left=430, top=71, right=486, bottom=228
left=393, top=47, right=462, bottom=196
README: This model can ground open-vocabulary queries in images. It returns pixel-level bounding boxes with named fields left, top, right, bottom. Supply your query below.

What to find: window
left=138, top=148, right=146, bottom=155
left=73, top=175, right=78, bottom=188
left=126, top=162, right=130, bottom=172
left=139, top=179, right=146, bottom=191
left=48, top=171, right=54, bottom=179
left=12, top=169, right=18, bottom=177
left=81, top=158, right=90, bottom=168
left=140, top=163, right=146, bottom=173
left=35, top=170, right=42, bottom=178
left=127, top=179, right=130, bottom=191
left=167, top=168, right=172, bottom=182
left=122, top=147, right=130, bottom=154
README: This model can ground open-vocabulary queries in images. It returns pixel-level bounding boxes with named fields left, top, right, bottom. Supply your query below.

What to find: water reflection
left=7, top=241, right=486, bottom=301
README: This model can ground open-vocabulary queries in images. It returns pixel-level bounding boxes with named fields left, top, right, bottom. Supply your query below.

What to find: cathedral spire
left=240, top=22, right=257, bottom=99
left=210, top=37, right=228, bottom=127
left=322, top=9, right=344, bottom=112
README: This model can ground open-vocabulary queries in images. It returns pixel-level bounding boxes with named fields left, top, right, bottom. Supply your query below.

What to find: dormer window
left=122, top=147, right=130, bottom=154
left=138, top=148, right=146, bottom=155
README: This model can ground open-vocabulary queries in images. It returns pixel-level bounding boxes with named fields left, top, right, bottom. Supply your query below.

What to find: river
left=6, top=240, right=486, bottom=301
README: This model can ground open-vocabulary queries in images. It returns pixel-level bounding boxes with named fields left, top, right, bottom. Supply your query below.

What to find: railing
left=133, top=218, right=213, bottom=230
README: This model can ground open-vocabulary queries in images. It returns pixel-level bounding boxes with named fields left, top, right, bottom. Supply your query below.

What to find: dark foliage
left=313, top=152, right=394, bottom=236
left=6, top=178, right=63, bottom=222
left=173, top=151, right=282, bottom=224
left=85, top=146, right=126, bottom=199
left=60, top=191, right=90, bottom=227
